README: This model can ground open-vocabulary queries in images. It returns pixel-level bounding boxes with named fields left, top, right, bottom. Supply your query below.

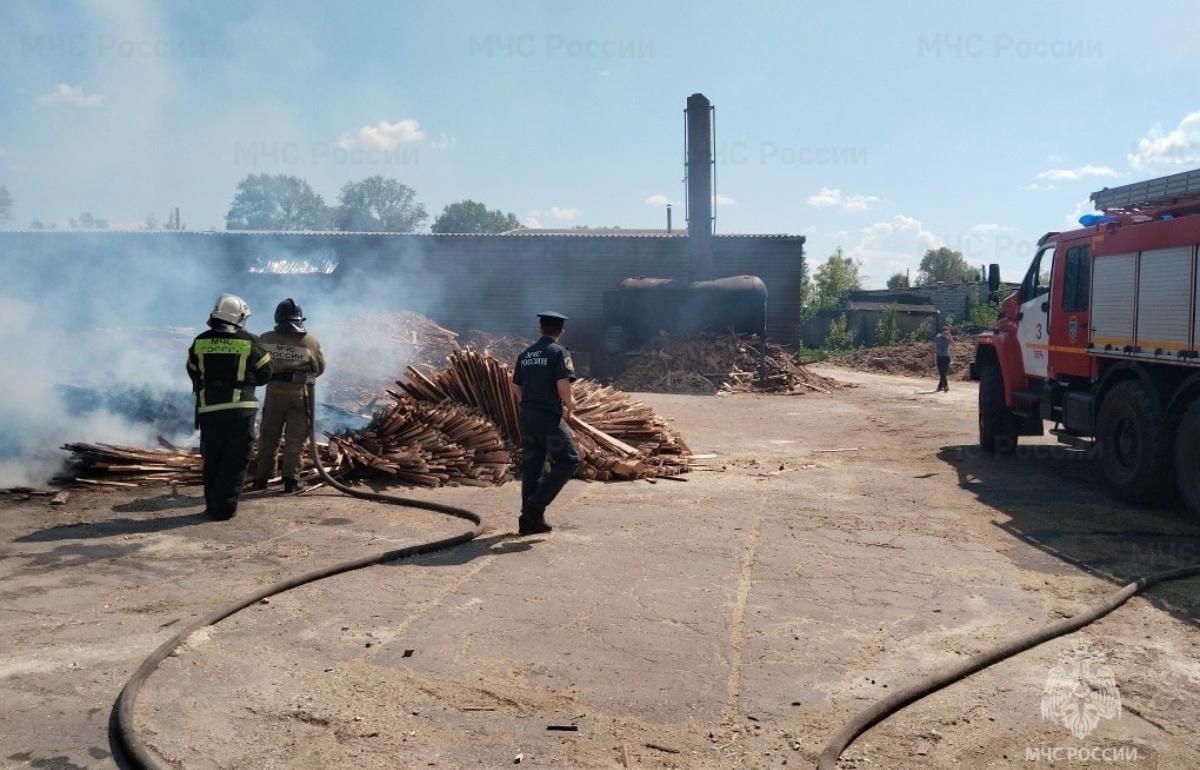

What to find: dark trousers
left=936, top=356, right=951, bottom=391
left=519, top=410, right=580, bottom=521
left=200, top=410, right=256, bottom=518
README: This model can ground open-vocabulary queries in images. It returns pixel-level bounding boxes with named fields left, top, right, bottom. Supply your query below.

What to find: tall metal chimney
left=685, top=92, right=714, bottom=282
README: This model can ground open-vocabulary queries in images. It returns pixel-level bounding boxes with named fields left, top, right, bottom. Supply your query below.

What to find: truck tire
left=1174, top=399, right=1200, bottom=520
left=979, top=361, right=1017, bottom=454
left=1096, top=380, right=1173, bottom=504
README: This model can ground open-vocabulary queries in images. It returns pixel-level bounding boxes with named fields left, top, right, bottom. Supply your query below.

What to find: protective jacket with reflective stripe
left=186, top=326, right=272, bottom=413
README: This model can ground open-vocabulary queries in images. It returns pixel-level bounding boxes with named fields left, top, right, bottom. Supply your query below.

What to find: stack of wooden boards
left=389, top=349, right=691, bottom=480
left=615, top=332, right=840, bottom=395
left=63, top=351, right=690, bottom=488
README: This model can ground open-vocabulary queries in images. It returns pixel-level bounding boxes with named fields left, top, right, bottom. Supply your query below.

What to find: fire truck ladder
left=1091, top=167, right=1200, bottom=211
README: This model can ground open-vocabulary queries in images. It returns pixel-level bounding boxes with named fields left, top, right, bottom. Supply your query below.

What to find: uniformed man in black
left=186, top=294, right=273, bottom=520
left=511, top=312, right=580, bottom=535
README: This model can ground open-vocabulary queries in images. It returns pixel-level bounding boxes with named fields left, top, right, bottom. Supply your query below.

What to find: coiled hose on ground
left=113, top=410, right=484, bottom=770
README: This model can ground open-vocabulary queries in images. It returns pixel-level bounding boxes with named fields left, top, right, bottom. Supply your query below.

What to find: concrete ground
left=2, top=367, right=1199, bottom=770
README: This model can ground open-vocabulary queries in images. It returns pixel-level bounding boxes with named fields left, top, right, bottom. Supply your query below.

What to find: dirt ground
left=3, top=368, right=1199, bottom=770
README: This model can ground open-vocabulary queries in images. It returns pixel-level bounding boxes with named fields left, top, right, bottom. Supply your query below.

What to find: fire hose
left=112, top=383, right=484, bottom=770
left=817, top=563, right=1200, bottom=769
left=110, top=384, right=1200, bottom=769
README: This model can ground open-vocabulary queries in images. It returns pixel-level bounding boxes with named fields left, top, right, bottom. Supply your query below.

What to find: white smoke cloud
left=643, top=193, right=678, bottom=207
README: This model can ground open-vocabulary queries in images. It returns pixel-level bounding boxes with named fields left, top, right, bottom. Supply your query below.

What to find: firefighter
left=252, top=298, right=326, bottom=493
left=186, top=294, right=272, bottom=520
left=510, top=311, right=579, bottom=535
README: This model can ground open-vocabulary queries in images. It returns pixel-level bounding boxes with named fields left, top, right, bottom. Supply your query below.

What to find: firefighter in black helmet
left=252, top=298, right=326, bottom=493
left=187, top=294, right=273, bottom=520
left=510, top=311, right=579, bottom=535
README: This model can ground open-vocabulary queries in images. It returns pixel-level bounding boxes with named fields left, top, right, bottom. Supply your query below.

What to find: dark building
left=1, top=229, right=806, bottom=357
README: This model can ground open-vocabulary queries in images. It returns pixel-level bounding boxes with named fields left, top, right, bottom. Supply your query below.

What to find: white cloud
left=715, top=194, right=737, bottom=206
left=1045, top=154, right=1063, bottom=163
left=805, top=187, right=879, bottom=212
left=1035, top=165, right=1118, bottom=182
left=35, top=83, right=105, bottom=108
left=523, top=213, right=543, bottom=229
left=1065, top=198, right=1093, bottom=229
left=1022, top=182, right=1057, bottom=191
left=429, top=133, right=457, bottom=150
left=644, top=193, right=678, bottom=207
left=841, top=215, right=944, bottom=286
left=845, top=215, right=942, bottom=284
left=335, top=119, right=425, bottom=151
left=1128, top=110, right=1200, bottom=170
left=549, top=206, right=580, bottom=221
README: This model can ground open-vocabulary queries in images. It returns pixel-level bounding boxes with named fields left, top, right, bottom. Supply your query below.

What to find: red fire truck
left=972, top=168, right=1200, bottom=519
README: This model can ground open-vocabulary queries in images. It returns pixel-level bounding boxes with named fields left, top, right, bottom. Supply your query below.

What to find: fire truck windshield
left=1019, top=246, right=1054, bottom=303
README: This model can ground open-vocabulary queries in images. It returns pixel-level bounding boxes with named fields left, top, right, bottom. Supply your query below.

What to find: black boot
left=284, top=478, right=305, bottom=493
left=518, top=511, right=552, bottom=535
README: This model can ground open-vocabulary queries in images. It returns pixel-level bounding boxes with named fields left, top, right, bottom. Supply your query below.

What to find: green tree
left=431, top=199, right=520, bottom=234
left=875, top=305, right=901, bottom=345
left=917, top=247, right=974, bottom=285
left=805, top=247, right=862, bottom=317
left=826, top=314, right=855, bottom=350
left=336, top=176, right=427, bottom=232
left=965, top=284, right=1000, bottom=327
left=886, top=271, right=910, bottom=289
left=226, top=174, right=330, bottom=230
left=0, top=185, right=13, bottom=224
left=907, top=318, right=933, bottom=343
left=69, top=211, right=108, bottom=229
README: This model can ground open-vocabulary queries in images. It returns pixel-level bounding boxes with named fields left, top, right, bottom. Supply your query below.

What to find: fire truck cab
left=972, top=168, right=1200, bottom=519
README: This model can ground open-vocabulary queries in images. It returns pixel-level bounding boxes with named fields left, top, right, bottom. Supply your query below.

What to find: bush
left=875, top=305, right=902, bottom=345
left=827, top=314, right=855, bottom=350
left=907, top=318, right=933, bottom=343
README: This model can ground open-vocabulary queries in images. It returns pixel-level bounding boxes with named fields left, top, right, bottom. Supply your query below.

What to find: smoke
left=0, top=232, right=446, bottom=487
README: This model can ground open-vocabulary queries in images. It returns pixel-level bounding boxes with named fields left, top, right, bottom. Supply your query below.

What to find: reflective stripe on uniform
left=254, top=353, right=271, bottom=369
left=198, top=400, right=259, bottom=414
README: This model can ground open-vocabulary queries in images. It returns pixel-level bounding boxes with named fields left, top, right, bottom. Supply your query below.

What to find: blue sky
left=2, top=0, right=1199, bottom=287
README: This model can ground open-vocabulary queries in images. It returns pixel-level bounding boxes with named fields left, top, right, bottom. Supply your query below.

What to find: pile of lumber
left=396, top=349, right=690, bottom=480
left=327, top=399, right=511, bottom=487
left=61, top=440, right=345, bottom=489
left=63, top=351, right=689, bottom=488
left=614, top=333, right=840, bottom=395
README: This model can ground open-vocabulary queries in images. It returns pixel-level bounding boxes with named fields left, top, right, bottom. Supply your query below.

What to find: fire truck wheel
left=1097, top=380, right=1173, bottom=504
left=979, top=361, right=1016, bottom=454
left=1174, top=399, right=1200, bottom=520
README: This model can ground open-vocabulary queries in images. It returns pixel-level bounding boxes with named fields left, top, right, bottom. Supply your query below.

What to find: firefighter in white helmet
left=186, top=294, right=272, bottom=520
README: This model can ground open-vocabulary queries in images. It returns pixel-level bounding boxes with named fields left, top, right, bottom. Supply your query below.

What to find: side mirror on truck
left=987, top=264, right=1001, bottom=302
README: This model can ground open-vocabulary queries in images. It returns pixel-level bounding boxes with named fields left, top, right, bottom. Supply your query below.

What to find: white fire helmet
left=210, top=293, right=251, bottom=327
